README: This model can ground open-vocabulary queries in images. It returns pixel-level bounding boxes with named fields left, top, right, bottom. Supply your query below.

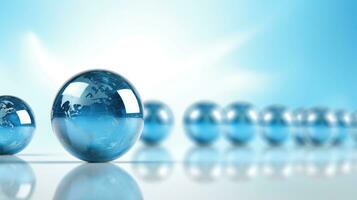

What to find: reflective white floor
left=2, top=146, right=357, bottom=200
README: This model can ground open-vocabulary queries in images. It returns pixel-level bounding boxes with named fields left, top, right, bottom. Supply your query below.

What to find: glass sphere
left=0, top=96, right=35, bottom=155
left=333, top=110, right=351, bottom=145
left=306, top=107, right=337, bottom=146
left=260, top=105, right=292, bottom=146
left=141, top=101, right=174, bottom=145
left=0, top=156, right=36, bottom=200
left=54, top=163, right=142, bottom=200
left=291, top=108, right=308, bottom=145
left=224, top=102, right=258, bottom=145
left=51, top=70, right=144, bottom=162
left=184, top=101, right=223, bottom=145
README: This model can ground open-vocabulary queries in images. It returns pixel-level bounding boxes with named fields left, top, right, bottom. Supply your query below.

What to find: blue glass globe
left=51, top=70, right=144, bottom=162
left=260, top=105, right=292, bottom=146
left=141, top=101, right=174, bottom=145
left=292, top=108, right=308, bottom=145
left=54, top=163, right=142, bottom=200
left=184, top=101, right=223, bottom=145
left=0, top=156, right=36, bottom=200
left=224, top=102, right=258, bottom=145
left=332, top=110, right=350, bottom=145
left=0, top=96, right=36, bottom=155
left=306, top=107, right=337, bottom=146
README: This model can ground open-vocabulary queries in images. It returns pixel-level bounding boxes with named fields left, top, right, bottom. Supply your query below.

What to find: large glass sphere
left=140, top=101, right=174, bottom=145
left=0, top=156, right=36, bottom=200
left=333, top=110, right=351, bottom=145
left=51, top=70, right=144, bottom=162
left=184, top=101, right=223, bottom=145
left=306, top=107, right=337, bottom=146
left=224, top=102, right=258, bottom=145
left=54, top=163, right=142, bottom=200
left=260, top=105, right=292, bottom=146
left=291, top=108, right=308, bottom=145
left=0, top=96, right=36, bottom=155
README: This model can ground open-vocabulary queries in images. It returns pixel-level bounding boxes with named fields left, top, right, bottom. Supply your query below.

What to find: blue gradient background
left=0, top=0, right=356, bottom=154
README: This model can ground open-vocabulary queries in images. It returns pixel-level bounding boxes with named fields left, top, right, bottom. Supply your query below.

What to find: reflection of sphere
left=291, top=108, right=308, bottom=145
left=51, top=70, right=144, bottom=162
left=184, top=101, right=223, bottom=145
left=332, top=110, right=351, bottom=145
left=224, top=102, right=258, bottom=145
left=306, top=107, right=337, bottom=146
left=260, top=105, right=292, bottom=146
left=184, top=147, right=221, bottom=182
left=0, top=156, right=36, bottom=200
left=141, top=101, right=174, bottom=145
left=0, top=96, right=36, bottom=155
left=54, top=163, right=142, bottom=200
left=224, top=147, right=258, bottom=181
left=261, top=148, right=293, bottom=179
left=132, top=146, right=173, bottom=181
left=305, top=148, right=337, bottom=178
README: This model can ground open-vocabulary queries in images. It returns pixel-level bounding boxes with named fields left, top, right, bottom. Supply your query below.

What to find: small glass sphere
left=291, top=108, right=308, bottom=145
left=184, top=101, right=223, bottom=145
left=260, top=105, right=292, bottom=146
left=140, top=101, right=174, bottom=145
left=306, top=107, right=337, bottom=146
left=0, top=156, right=36, bottom=200
left=51, top=70, right=144, bottom=162
left=54, top=164, right=142, bottom=200
left=350, top=111, right=357, bottom=142
left=224, top=102, right=258, bottom=145
left=0, top=96, right=36, bottom=155
left=333, top=110, right=351, bottom=145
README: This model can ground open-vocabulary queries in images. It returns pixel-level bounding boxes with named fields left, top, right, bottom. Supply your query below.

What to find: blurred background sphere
left=54, top=163, right=142, bottom=200
left=292, top=108, right=309, bottom=146
left=184, top=101, right=223, bottom=145
left=333, top=110, right=351, bottom=145
left=306, top=107, right=337, bottom=146
left=260, top=105, right=292, bottom=146
left=0, top=156, right=36, bottom=200
left=141, top=101, right=174, bottom=145
left=224, top=102, right=258, bottom=145
left=51, top=70, right=144, bottom=162
left=0, top=96, right=36, bottom=155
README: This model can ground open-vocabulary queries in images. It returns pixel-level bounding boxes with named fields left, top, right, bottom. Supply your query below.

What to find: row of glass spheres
left=0, top=69, right=355, bottom=163
left=143, top=101, right=356, bottom=146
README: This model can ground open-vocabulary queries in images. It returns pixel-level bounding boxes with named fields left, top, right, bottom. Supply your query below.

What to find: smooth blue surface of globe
left=51, top=70, right=144, bottom=162
left=0, top=96, right=36, bottom=155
